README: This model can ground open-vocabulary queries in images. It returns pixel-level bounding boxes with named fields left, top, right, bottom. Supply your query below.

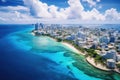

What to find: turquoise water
left=0, top=25, right=120, bottom=80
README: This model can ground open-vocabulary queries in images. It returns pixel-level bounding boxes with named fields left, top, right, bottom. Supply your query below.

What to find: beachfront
left=62, top=41, right=111, bottom=71
left=32, top=32, right=111, bottom=72
left=62, top=42, right=85, bottom=55
left=32, top=23, right=120, bottom=74
left=62, top=42, right=111, bottom=71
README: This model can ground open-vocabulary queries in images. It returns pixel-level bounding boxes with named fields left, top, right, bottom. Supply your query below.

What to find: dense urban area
left=32, top=23, right=120, bottom=73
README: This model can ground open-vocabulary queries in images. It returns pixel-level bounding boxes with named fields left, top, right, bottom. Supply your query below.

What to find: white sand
left=62, top=42, right=85, bottom=55
left=86, top=57, right=110, bottom=71
left=62, top=42, right=110, bottom=71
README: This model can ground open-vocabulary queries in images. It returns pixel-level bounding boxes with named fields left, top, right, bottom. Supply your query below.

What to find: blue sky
left=0, top=0, right=120, bottom=24
left=0, top=0, right=120, bottom=11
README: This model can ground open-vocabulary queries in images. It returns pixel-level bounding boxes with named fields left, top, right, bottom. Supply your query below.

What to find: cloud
left=49, top=5, right=67, bottom=19
left=0, top=6, right=34, bottom=24
left=0, top=0, right=120, bottom=24
left=96, top=0, right=100, bottom=2
left=23, top=0, right=119, bottom=21
left=23, top=0, right=52, bottom=18
left=23, top=0, right=120, bottom=22
left=66, top=0, right=84, bottom=19
left=105, top=8, right=120, bottom=21
left=81, top=8, right=105, bottom=21
left=0, top=11, right=33, bottom=19
left=0, top=6, right=30, bottom=13
left=1, top=0, right=6, bottom=3
left=23, top=0, right=84, bottom=19
left=0, top=10, right=35, bottom=24
left=0, top=17, right=6, bottom=21
left=82, top=0, right=101, bottom=7
left=82, top=0, right=96, bottom=7
left=68, top=0, right=84, bottom=11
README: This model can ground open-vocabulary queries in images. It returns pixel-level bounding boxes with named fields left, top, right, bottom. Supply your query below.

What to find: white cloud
left=82, top=0, right=96, bottom=7
left=66, top=0, right=84, bottom=19
left=105, top=8, right=120, bottom=21
left=96, top=0, right=100, bottom=2
left=23, top=0, right=52, bottom=18
left=23, top=0, right=120, bottom=23
left=0, top=0, right=120, bottom=24
left=0, top=6, right=30, bottom=13
left=49, top=5, right=67, bottom=19
left=82, top=0, right=101, bottom=7
left=1, top=0, right=6, bottom=3
left=81, top=8, right=105, bottom=21
left=0, top=11, right=35, bottom=24
left=68, top=0, right=84, bottom=11
left=0, top=6, right=34, bottom=24
left=0, top=11, right=33, bottom=19
left=0, top=17, right=6, bottom=21
left=23, top=0, right=84, bottom=19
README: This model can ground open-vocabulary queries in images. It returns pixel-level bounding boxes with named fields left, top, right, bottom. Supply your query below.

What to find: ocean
left=0, top=24, right=120, bottom=80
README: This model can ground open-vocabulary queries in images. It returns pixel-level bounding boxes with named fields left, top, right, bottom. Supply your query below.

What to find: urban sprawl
left=32, top=23, right=120, bottom=73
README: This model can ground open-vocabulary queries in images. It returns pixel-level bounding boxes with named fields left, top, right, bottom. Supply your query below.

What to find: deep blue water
left=0, top=24, right=120, bottom=80
left=0, top=25, right=77, bottom=80
left=0, top=25, right=31, bottom=38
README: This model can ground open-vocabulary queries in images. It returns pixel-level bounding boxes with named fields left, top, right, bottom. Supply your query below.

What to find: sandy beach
left=62, top=42, right=85, bottom=55
left=62, top=42, right=111, bottom=71
left=34, top=35, right=117, bottom=72
left=86, top=57, right=110, bottom=71
left=31, top=33, right=120, bottom=74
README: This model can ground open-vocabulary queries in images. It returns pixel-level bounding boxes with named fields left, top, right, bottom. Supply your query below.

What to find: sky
left=0, top=0, right=120, bottom=24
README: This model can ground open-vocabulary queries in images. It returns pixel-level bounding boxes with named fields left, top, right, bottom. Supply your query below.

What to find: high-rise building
left=107, top=59, right=116, bottom=69
left=99, top=36, right=110, bottom=44
left=109, top=36, right=115, bottom=43
left=35, top=23, right=44, bottom=30
left=103, top=50, right=117, bottom=61
left=35, top=23, right=39, bottom=30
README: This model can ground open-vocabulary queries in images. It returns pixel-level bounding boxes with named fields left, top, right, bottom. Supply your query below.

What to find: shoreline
left=86, top=57, right=120, bottom=74
left=61, top=41, right=113, bottom=72
left=62, top=41, right=111, bottom=71
left=86, top=57, right=110, bottom=71
left=32, top=33, right=120, bottom=73
left=62, top=42, right=85, bottom=56
left=62, top=41, right=120, bottom=74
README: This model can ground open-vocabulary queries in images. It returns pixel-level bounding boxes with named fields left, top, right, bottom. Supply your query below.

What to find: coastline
left=32, top=32, right=120, bottom=73
left=62, top=41, right=111, bottom=71
left=86, top=57, right=110, bottom=71
left=86, top=57, right=120, bottom=74
left=62, top=42, right=85, bottom=56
